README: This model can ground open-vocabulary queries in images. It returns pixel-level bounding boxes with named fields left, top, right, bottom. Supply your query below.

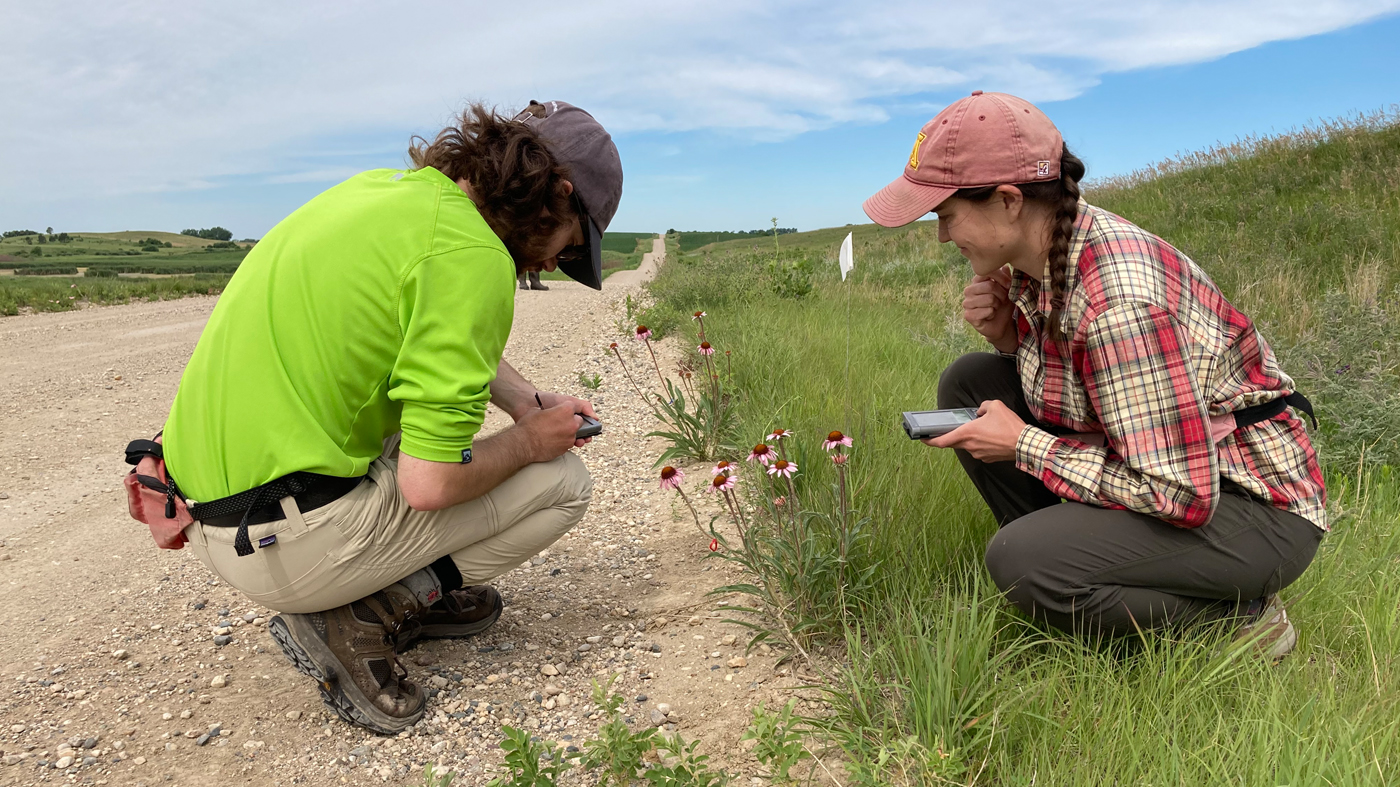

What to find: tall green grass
left=0, top=274, right=231, bottom=316
left=643, top=115, right=1400, bottom=784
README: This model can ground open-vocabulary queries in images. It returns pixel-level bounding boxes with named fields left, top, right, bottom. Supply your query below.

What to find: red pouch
left=124, top=436, right=193, bottom=550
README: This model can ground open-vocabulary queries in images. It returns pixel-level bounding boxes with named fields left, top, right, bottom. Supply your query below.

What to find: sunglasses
left=555, top=194, right=591, bottom=264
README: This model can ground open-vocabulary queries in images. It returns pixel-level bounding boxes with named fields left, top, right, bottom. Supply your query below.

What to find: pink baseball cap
left=863, top=91, right=1064, bottom=227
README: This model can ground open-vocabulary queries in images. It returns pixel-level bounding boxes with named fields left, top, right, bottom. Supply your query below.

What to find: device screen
left=912, top=410, right=975, bottom=428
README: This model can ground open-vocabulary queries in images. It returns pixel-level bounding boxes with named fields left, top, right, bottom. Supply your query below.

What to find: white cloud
left=1, top=0, right=1396, bottom=212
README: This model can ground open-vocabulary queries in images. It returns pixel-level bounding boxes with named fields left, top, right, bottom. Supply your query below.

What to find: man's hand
left=924, top=399, right=1027, bottom=463
left=962, top=267, right=1017, bottom=354
left=516, top=401, right=586, bottom=461
left=533, top=391, right=597, bottom=448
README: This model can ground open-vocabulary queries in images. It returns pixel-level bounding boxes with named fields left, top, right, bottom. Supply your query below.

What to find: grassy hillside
left=640, top=114, right=1400, bottom=784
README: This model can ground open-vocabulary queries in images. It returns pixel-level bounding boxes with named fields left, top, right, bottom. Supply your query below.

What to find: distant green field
left=674, top=228, right=798, bottom=253
left=601, top=231, right=655, bottom=254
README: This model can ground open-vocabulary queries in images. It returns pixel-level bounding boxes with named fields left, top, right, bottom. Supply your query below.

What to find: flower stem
left=675, top=487, right=705, bottom=541
left=611, top=346, right=657, bottom=414
left=643, top=337, right=668, bottom=394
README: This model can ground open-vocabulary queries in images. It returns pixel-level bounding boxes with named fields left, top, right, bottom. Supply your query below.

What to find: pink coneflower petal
left=634, top=325, right=653, bottom=341
left=766, top=428, right=789, bottom=442
left=822, top=430, right=855, bottom=451
left=710, top=460, right=735, bottom=477
left=704, top=474, right=737, bottom=493
left=659, top=466, right=685, bottom=491
left=832, top=453, right=849, bottom=465
left=746, top=444, right=775, bottom=464
left=698, top=341, right=715, bottom=356
left=773, top=496, right=786, bottom=508
left=766, top=459, right=798, bottom=478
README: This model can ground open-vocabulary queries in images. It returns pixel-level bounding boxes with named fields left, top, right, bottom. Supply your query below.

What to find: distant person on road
left=864, top=91, right=1325, bottom=659
left=518, top=270, right=550, bottom=290
left=160, top=100, right=623, bottom=733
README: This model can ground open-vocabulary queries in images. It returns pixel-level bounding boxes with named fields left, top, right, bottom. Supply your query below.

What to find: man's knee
left=938, top=352, right=1013, bottom=409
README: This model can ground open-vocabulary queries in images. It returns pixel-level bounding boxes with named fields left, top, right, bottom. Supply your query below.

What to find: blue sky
left=2, top=1, right=1397, bottom=238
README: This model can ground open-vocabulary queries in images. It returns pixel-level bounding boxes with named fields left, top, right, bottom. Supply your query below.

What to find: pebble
left=180, top=710, right=193, bottom=720
left=415, top=654, right=435, bottom=666
left=543, top=683, right=562, bottom=697
left=112, top=649, right=129, bottom=660
left=286, top=710, right=302, bottom=721
left=210, top=675, right=227, bottom=688
left=540, top=664, right=560, bottom=677
left=213, top=635, right=232, bottom=646
left=82, top=737, right=98, bottom=749
left=657, top=702, right=672, bottom=714
left=721, top=635, right=737, bottom=646
left=242, top=612, right=257, bottom=622
left=727, top=656, right=748, bottom=668
left=56, top=755, right=73, bottom=769
left=650, top=710, right=667, bottom=726
left=10, top=724, right=25, bottom=733
left=133, top=757, right=147, bottom=765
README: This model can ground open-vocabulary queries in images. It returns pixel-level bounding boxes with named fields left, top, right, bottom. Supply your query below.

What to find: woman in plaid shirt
left=864, top=91, right=1326, bottom=659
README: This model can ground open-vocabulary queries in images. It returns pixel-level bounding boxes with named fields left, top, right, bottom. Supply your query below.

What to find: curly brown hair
left=953, top=144, right=1086, bottom=341
left=408, top=103, right=576, bottom=264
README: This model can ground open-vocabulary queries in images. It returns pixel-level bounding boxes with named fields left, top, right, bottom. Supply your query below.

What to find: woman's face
left=933, top=189, right=1029, bottom=277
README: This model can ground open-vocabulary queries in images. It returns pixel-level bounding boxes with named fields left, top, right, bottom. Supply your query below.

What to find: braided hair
left=953, top=144, right=1086, bottom=340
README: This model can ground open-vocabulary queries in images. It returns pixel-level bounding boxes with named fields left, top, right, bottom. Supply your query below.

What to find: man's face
left=514, top=214, right=585, bottom=275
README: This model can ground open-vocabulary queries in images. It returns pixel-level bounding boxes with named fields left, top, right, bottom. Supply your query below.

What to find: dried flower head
left=822, top=430, right=854, bottom=451
left=634, top=325, right=652, bottom=341
left=747, top=444, right=776, bottom=464
left=832, top=453, right=849, bottom=465
left=698, top=341, right=714, bottom=356
left=659, top=466, right=685, bottom=491
left=767, top=459, right=798, bottom=478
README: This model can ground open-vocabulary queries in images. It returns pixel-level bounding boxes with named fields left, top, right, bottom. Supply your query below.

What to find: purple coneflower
left=767, top=428, right=790, bottom=442
left=705, top=474, right=737, bottom=493
left=698, top=341, right=715, bottom=356
left=832, top=453, right=849, bottom=465
left=767, top=459, right=798, bottom=478
left=747, top=444, right=776, bottom=464
left=634, top=325, right=653, bottom=342
left=710, top=460, right=735, bottom=477
left=692, top=311, right=707, bottom=320
left=823, top=430, right=854, bottom=452
left=659, top=466, right=684, bottom=491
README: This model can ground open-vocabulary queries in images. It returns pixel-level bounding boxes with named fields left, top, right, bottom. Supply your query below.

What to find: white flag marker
left=839, top=232, right=854, bottom=281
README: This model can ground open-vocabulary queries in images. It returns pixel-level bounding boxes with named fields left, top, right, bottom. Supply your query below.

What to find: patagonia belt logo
left=909, top=132, right=927, bottom=170
left=1037, top=160, right=1052, bottom=177
left=461, top=448, right=473, bottom=464
left=258, top=535, right=277, bottom=548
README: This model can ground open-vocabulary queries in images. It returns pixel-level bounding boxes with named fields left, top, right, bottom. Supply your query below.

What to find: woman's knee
left=938, top=352, right=1014, bottom=409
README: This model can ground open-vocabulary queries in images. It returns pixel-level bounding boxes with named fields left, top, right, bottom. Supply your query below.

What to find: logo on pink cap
left=864, top=91, right=1064, bottom=228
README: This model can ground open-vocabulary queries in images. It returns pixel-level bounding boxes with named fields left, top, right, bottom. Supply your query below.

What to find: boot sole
left=268, top=615, right=424, bottom=735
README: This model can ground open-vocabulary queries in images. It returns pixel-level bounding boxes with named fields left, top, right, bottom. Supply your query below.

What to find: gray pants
left=938, top=353, right=1323, bottom=635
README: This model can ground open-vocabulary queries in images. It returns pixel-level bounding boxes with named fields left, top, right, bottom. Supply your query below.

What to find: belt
left=194, top=473, right=365, bottom=556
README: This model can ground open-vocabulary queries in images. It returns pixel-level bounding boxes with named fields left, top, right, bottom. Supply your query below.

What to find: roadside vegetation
left=636, top=110, right=1400, bottom=784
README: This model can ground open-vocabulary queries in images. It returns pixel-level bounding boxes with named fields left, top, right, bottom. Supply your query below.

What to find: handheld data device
left=902, top=408, right=979, bottom=439
left=576, top=415, right=603, bottom=439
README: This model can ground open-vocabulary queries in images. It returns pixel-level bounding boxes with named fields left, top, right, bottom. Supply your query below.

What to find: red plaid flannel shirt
left=1010, top=201, right=1327, bottom=530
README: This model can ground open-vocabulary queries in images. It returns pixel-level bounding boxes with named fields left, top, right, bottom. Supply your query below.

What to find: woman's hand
left=962, top=267, right=1017, bottom=354
left=924, top=399, right=1026, bottom=463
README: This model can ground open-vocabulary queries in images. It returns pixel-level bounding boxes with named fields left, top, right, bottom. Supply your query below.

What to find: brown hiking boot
left=1232, top=594, right=1297, bottom=661
left=268, top=584, right=426, bottom=734
left=397, top=585, right=503, bottom=652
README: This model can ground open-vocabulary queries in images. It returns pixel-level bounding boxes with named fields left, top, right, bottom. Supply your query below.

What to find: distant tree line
left=181, top=227, right=233, bottom=241
left=4, top=230, right=74, bottom=244
left=667, top=227, right=797, bottom=237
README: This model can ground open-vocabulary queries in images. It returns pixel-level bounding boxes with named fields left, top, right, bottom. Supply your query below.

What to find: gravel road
left=0, top=238, right=811, bottom=786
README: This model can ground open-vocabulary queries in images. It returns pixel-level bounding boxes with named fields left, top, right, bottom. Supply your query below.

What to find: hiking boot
left=517, top=274, right=531, bottom=291
left=268, top=584, right=426, bottom=734
left=1232, top=594, right=1297, bottom=661
left=528, top=272, right=549, bottom=291
left=396, top=585, right=503, bottom=652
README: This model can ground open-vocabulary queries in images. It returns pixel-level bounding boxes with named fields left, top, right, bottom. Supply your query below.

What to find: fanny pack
left=124, top=434, right=364, bottom=557
left=123, top=435, right=193, bottom=550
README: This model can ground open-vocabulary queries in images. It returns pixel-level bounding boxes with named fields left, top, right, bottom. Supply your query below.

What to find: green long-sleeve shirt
left=165, top=167, right=515, bottom=501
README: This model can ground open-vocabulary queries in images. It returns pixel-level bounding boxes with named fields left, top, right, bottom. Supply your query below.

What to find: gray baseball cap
left=513, top=100, right=623, bottom=290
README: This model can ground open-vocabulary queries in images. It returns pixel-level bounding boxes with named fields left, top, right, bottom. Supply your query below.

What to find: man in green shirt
left=163, top=101, right=622, bottom=733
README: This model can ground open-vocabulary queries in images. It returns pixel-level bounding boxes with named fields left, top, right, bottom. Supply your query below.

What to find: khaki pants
left=185, top=449, right=592, bottom=614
